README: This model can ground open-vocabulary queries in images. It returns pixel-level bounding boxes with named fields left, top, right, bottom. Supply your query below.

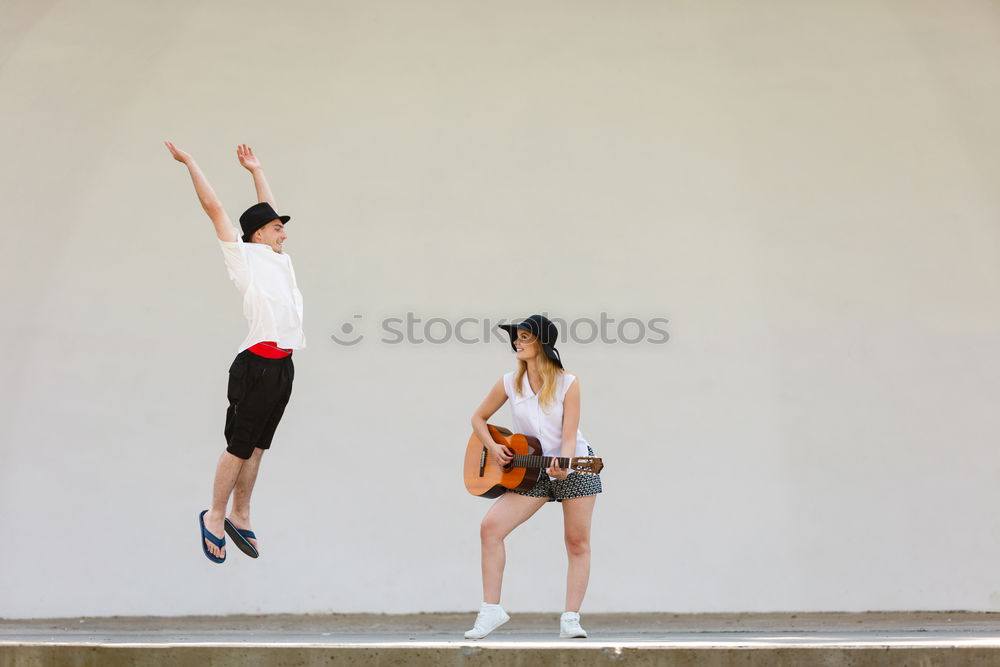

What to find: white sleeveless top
left=502, top=371, right=591, bottom=461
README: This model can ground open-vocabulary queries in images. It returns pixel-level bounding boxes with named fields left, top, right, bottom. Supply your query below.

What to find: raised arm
left=164, top=142, right=236, bottom=242
left=237, top=144, right=276, bottom=208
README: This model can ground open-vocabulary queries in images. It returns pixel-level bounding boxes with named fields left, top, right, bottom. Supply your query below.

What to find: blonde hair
left=514, top=352, right=564, bottom=409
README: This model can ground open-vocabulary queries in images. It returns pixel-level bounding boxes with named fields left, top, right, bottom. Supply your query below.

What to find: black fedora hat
left=239, top=202, right=290, bottom=242
left=498, top=314, right=563, bottom=369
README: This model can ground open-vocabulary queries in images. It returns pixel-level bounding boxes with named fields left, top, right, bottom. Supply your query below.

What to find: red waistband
left=247, top=341, right=293, bottom=359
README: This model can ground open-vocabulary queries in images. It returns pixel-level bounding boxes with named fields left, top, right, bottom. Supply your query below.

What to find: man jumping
left=165, top=142, right=305, bottom=563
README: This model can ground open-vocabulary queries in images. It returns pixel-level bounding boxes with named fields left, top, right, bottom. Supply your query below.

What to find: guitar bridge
left=479, top=447, right=487, bottom=477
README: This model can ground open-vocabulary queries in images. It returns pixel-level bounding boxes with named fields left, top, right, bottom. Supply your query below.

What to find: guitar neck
left=511, top=454, right=571, bottom=469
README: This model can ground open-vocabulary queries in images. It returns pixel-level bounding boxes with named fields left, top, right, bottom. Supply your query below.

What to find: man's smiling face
left=253, top=220, right=287, bottom=253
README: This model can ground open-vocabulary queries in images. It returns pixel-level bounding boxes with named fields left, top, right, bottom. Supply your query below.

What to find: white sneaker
left=560, top=611, right=587, bottom=638
left=464, top=603, right=510, bottom=639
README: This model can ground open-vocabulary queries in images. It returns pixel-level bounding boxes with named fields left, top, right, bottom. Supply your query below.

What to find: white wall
left=2, top=0, right=999, bottom=618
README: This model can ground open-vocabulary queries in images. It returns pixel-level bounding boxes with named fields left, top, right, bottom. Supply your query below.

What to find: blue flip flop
left=199, top=510, right=226, bottom=563
left=224, top=518, right=259, bottom=559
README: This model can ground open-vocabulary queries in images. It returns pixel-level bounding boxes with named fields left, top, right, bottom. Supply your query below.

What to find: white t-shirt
left=502, top=371, right=591, bottom=463
left=219, top=231, right=306, bottom=352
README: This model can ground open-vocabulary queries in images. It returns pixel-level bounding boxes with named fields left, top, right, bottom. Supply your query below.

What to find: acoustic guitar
left=464, top=424, right=605, bottom=498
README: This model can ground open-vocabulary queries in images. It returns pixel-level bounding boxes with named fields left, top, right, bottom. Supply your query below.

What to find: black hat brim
left=498, top=323, right=523, bottom=351
left=498, top=322, right=563, bottom=369
left=242, top=215, right=291, bottom=242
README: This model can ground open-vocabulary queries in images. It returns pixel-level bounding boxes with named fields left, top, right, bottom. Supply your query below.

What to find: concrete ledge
left=5, top=644, right=1000, bottom=667
left=6, top=614, right=1000, bottom=666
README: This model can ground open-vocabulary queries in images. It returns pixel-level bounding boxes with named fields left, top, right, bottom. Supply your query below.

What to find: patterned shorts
left=508, top=448, right=603, bottom=503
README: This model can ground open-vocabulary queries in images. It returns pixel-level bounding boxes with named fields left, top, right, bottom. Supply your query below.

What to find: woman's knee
left=564, top=532, right=590, bottom=557
left=480, top=517, right=506, bottom=544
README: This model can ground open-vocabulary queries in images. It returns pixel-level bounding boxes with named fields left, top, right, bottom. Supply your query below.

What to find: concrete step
left=4, top=612, right=1000, bottom=666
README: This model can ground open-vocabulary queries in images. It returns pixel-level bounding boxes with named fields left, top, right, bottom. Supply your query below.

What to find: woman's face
left=514, top=329, right=539, bottom=362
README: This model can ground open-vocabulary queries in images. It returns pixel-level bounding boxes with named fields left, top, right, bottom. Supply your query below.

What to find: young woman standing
left=467, top=314, right=603, bottom=640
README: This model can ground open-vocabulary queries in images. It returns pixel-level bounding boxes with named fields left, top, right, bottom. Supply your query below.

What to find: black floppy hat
left=498, top=314, right=564, bottom=369
left=239, top=202, right=290, bottom=242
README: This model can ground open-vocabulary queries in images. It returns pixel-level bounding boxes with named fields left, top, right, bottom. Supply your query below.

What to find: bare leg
left=228, top=447, right=264, bottom=550
left=204, top=451, right=246, bottom=559
left=480, top=493, right=548, bottom=604
left=562, top=494, right=597, bottom=612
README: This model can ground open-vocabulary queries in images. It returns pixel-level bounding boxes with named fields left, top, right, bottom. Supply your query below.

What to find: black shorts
left=224, top=349, right=294, bottom=460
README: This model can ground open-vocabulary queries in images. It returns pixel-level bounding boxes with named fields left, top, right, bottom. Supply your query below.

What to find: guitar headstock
left=570, top=456, right=604, bottom=475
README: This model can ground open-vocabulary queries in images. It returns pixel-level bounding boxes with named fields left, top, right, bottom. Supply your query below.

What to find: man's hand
left=237, top=144, right=263, bottom=172
left=164, top=141, right=192, bottom=164
left=239, top=144, right=276, bottom=207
